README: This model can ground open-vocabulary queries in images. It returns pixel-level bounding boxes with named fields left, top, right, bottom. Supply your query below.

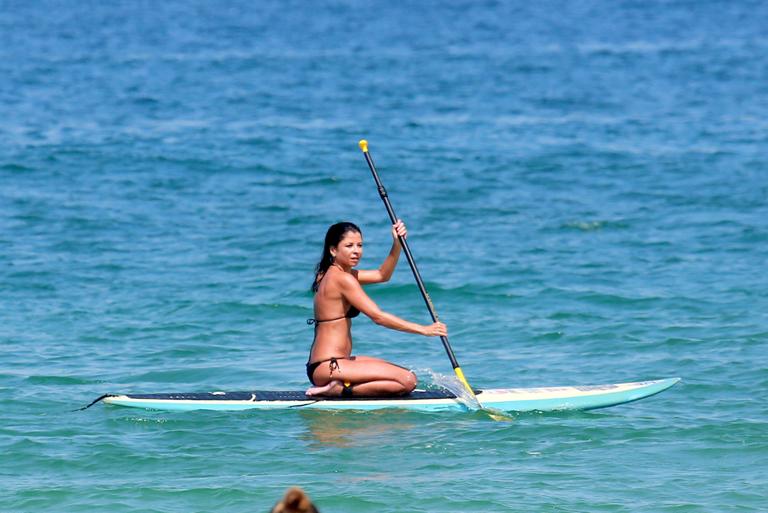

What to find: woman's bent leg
left=306, top=356, right=417, bottom=397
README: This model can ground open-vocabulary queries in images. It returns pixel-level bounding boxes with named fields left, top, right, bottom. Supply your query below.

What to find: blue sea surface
left=2, top=1, right=767, bottom=512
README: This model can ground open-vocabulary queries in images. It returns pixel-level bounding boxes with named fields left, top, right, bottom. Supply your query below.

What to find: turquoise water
left=2, top=1, right=767, bottom=511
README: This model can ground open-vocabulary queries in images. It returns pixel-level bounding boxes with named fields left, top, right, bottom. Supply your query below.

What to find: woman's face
left=331, top=230, right=363, bottom=268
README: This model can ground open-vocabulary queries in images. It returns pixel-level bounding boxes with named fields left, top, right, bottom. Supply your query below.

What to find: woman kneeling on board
left=306, top=221, right=447, bottom=397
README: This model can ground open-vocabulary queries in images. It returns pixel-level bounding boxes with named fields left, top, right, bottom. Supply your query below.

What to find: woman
left=306, top=220, right=447, bottom=397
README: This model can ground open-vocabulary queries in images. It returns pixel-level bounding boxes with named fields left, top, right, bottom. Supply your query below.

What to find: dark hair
left=311, top=222, right=362, bottom=293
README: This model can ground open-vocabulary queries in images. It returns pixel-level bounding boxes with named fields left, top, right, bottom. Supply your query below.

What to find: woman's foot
left=305, top=380, right=342, bottom=396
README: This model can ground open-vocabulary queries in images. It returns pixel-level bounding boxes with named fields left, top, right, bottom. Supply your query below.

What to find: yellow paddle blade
left=358, top=139, right=369, bottom=153
left=454, top=366, right=476, bottom=398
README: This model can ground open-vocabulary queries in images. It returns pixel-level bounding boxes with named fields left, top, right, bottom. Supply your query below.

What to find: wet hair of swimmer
left=311, top=221, right=362, bottom=293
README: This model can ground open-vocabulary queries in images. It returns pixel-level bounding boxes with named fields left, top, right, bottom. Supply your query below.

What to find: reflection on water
left=298, top=409, right=418, bottom=448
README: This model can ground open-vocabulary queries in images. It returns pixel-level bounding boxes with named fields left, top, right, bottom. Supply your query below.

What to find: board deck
left=100, top=377, right=680, bottom=412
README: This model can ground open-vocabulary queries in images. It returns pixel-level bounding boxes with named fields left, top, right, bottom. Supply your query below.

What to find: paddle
left=358, top=140, right=478, bottom=401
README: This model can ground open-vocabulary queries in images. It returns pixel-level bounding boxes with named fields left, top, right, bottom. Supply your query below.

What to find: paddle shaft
left=359, top=142, right=474, bottom=395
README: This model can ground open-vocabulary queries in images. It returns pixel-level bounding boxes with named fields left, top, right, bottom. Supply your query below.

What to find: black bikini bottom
left=306, top=356, right=349, bottom=385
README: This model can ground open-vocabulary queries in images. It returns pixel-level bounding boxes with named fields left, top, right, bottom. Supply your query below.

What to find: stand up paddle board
left=92, top=378, right=679, bottom=412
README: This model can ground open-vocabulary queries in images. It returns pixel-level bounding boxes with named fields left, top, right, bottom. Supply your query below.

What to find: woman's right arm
left=371, top=310, right=447, bottom=336
left=338, top=273, right=447, bottom=337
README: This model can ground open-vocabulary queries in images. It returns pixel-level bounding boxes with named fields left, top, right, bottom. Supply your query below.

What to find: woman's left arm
left=357, top=220, right=406, bottom=285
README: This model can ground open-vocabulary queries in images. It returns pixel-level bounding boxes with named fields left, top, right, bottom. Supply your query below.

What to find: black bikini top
left=308, top=265, right=361, bottom=325
left=307, top=305, right=360, bottom=325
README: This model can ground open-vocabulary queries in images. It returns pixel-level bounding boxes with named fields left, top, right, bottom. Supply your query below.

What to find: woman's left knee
left=404, top=371, right=417, bottom=391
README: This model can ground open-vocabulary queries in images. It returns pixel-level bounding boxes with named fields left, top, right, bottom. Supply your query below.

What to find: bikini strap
left=306, top=315, right=346, bottom=325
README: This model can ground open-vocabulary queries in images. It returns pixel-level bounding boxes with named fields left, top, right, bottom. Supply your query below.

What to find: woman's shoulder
left=325, top=268, right=360, bottom=289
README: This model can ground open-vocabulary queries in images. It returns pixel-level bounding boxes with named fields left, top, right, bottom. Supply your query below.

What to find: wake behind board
left=99, top=378, right=679, bottom=412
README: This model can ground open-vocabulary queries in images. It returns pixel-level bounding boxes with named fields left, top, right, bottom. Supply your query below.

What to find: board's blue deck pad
left=124, top=389, right=464, bottom=402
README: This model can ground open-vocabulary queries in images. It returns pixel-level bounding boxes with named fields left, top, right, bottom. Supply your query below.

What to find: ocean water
left=1, top=1, right=767, bottom=511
